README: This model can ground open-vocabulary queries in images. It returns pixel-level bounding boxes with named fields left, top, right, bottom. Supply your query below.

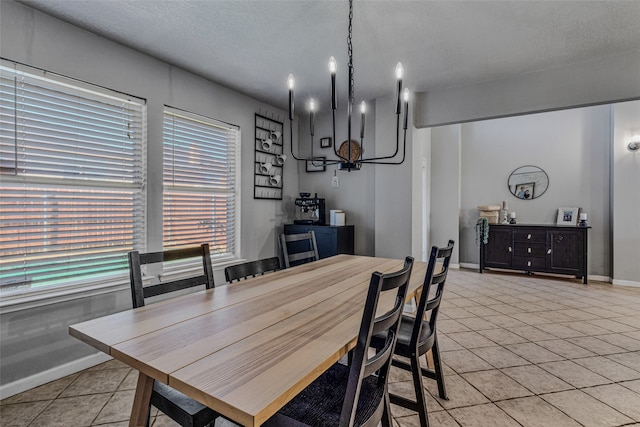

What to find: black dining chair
left=128, top=243, right=223, bottom=427
left=371, top=241, right=454, bottom=427
left=279, top=231, right=319, bottom=268
left=224, top=257, right=281, bottom=282
left=263, top=256, right=414, bottom=427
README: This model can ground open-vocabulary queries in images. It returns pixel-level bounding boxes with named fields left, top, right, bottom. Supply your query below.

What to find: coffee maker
left=294, top=193, right=326, bottom=225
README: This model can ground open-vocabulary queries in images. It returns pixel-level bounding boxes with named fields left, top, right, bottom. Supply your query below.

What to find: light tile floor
left=2, top=269, right=640, bottom=426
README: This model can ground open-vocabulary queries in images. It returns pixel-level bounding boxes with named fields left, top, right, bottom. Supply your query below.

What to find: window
left=0, top=60, right=146, bottom=295
left=163, top=107, right=239, bottom=260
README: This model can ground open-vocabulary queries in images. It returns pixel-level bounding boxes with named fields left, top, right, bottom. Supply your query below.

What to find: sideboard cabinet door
left=484, top=227, right=512, bottom=269
left=547, top=229, right=584, bottom=274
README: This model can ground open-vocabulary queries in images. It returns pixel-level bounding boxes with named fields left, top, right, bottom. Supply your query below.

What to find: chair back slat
left=225, top=257, right=281, bottom=282
left=339, top=256, right=413, bottom=427
left=128, top=243, right=215, bottom=308
left=143, top=274, right=210, bottom=298
left=279, top=231, right=319, bottom=268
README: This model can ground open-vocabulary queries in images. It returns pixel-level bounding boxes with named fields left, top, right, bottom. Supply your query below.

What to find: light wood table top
left=69, top=255, right=427, bottom=427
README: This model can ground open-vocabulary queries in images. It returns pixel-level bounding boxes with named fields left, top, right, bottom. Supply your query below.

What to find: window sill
left=0, top=258, right=244, bottom=314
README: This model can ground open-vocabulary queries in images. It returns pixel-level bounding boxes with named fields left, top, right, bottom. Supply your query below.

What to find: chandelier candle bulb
left=402, top=88, right=409, bottom=130
left=309, top=99, right=316, bottom=136
left=360, top=101, right=366, bottom=139
left=329, top=56, right=337, bottom=110
left=287, top=74, right=295, bottom=120
left=395, top=62, right=404, bottom=114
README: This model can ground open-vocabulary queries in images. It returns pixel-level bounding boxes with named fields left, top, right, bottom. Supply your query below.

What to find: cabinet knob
left=527, top=234, right=532, bottom=239
left=508, top=247, right=512, bottom=252
left=527, top=261, right=531, bottom=267
left=528, top=248, right=531, bottom=253
left=547, top=249, right=552, bottom=254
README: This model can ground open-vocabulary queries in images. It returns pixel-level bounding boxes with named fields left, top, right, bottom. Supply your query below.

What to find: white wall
left=0, top=0, right=299, bottom=394
left=411, top=127, right=430, bottom=262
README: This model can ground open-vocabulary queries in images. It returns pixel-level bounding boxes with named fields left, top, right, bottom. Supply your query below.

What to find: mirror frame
left=508, top=165, right=549, bottom=200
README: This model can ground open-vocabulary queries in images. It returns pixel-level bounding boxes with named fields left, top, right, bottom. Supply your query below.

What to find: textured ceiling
left=16, top=0, right=640, bottom=111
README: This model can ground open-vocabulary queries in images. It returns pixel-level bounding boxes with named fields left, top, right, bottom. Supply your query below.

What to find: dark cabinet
left=480, top=224, right=589, bottom=284
left=284, top=224, right=355, bottom=259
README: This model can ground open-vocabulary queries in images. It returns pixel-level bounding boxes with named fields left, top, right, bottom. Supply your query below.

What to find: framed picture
left=556, top=207, right=579, bottom=225
left=320, top=137, right=332, bottom=148
left=306, top=157, right=326, bottom=173
left=514, top=182, right=535, bottom=200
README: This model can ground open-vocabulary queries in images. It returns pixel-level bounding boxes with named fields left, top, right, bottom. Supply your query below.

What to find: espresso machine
left=294, top=193, right=326, bottom=225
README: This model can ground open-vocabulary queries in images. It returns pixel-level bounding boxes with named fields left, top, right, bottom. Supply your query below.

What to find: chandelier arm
left=357, top=111, right=402, bottom=162
left=287, top=117, right=307, bottom=162
left=359, top=126, right=408, bottom=165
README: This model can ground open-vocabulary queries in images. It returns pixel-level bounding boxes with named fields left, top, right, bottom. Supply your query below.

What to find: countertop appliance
left=294, top=193, right=326, bottom=225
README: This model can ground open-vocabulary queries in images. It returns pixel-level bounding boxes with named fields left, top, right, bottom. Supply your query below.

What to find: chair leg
left=410, top=354, right=430, bottom=427
left=431, top=335, right=448, bottom=400
left=424, top=349, right=434, bottom=369
left=382, top=393, right=393, bottom=427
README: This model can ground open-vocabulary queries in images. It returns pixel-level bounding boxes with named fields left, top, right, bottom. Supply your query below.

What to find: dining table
left=69, top=254, right=427, bottom=427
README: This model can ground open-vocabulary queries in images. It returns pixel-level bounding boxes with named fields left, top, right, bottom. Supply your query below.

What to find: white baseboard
left=460, top=262, right=479, bottom=270
left=612, top=278, right=640, bottom=288
left=0, top=352, right=112, bottom=400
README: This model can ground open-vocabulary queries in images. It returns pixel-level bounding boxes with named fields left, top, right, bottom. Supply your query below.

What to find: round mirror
left=508, top=165, right=549, bottom=200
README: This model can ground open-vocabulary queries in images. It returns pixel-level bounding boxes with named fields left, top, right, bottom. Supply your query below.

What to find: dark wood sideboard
left=284, top=224, right=354, bottom=259
left=480, top=224, right=589, bottom=284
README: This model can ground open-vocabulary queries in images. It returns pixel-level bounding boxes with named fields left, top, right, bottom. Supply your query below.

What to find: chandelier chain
left=348, top=0, right=354, bottom=106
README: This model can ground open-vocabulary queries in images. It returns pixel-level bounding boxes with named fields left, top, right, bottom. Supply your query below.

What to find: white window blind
left=0, top=61, right=146, bottom=295
left=163, top=108, right=238, bottom=259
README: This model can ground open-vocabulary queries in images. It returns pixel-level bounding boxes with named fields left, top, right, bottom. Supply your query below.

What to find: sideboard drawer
left=513, top=256, right=546, bottom=269
left=513, top=229, right=546, bottom=243
left=513, top=243, right=547, bottom=257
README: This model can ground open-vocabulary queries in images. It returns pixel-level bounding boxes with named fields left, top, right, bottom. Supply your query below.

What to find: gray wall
left=296, top=105, right=376, bottom=257
left=414, top=50, right=640, bottom=128
left=612, top=101, right=640, bottom=284
left=374, top=95, right=413, bottom=259
left=447, top=106, right=612, bottom=275
left=0, top=0, right=298, bottom=392
left=429, top=126, right=461, bottom=264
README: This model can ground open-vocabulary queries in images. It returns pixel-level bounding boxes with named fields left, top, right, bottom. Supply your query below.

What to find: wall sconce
left=629, top=134, right=640, bottom=152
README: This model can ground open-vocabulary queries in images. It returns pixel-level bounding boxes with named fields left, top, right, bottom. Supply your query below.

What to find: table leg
left=129, top=372, right=154, bottom=427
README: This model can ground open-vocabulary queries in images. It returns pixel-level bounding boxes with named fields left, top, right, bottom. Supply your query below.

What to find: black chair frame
left=129, top=244, right=215, bottom=309
left=373, top=241, right=454, bottom=427
left=279, top=231, right=319, bottom=268
left=224, top=257, right=281, bottom=282
left=128, top=243, right=221, bottom=427
left=265, top=257, right=414, bottom=427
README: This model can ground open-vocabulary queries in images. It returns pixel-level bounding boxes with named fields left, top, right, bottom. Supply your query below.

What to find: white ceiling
left=17, top=0, right=640, bottom=111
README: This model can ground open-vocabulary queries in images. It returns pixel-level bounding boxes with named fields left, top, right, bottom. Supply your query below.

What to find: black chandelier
left=286, top=0, right=410, bottom=172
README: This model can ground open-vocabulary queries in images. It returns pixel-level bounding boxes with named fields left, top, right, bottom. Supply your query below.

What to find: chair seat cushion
left=275, top=363, right=384, bottom=427
left=152, top=381, right=219, bottom=425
